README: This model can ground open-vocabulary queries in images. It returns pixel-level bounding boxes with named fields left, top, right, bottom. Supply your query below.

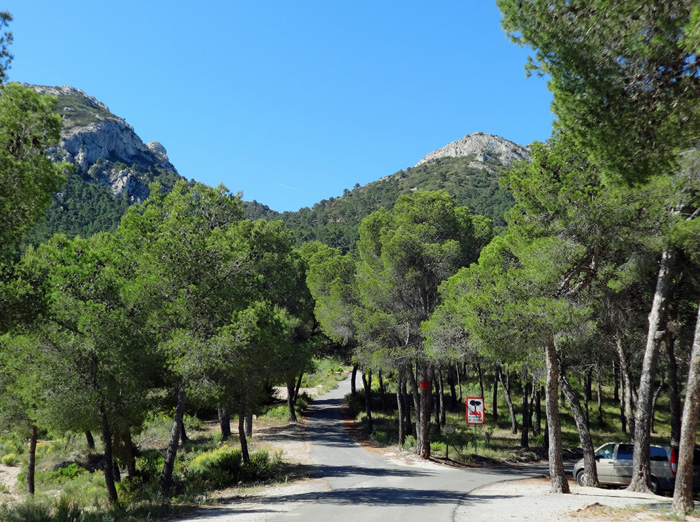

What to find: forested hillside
left=254, top=152, right=521, bottom=252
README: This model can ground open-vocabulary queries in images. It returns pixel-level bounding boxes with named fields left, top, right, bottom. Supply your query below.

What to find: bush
left=1, top=453, right=19, bottom=466
left=430, top=442, right=446, bottom=454
left=47, top=463, right=86, bottom=484
left=403, top=435, right=416, bottom=450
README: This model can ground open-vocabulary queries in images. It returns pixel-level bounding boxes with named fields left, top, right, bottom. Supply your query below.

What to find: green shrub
left=0, top=498, right=52, bottom=522
left=48, top=463, right=86, bottom=483
left=370, top=431, right=389, bottom=444
left=430, top=442, right=446, bottom=454
left=188, top=446, right=242, bottom=477
left=403, top=435, right=416, bottom=450
left=1, top=453, right=19, bottom=466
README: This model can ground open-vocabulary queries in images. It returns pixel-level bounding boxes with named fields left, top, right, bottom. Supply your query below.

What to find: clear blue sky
left=5, top=1, right=553, bottom=212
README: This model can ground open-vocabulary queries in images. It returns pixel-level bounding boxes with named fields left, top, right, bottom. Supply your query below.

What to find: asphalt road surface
left=186, top=377, right=550, bottom=522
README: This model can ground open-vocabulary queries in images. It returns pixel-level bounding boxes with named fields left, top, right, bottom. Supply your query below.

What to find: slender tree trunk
left=180, top=419, right=189, bottom=444
left=99, top=403, right=118, bottom=504
left=672, top=301, right=700, bottom=515
left=407, top=363, right=421, bottom=448
left=238, top=409, right=250, bottom=464
left=418, top=364, right=432, bottom=459
left=583, top=368, right=591, bottom=429
left=286, top=379, right=298, bottom=423
left=396, top=367, right=405, bottom=447
left=560, top=372, right=599, bottom=487
left=520, top=374, right=530, bottom=448
left=613, top=361, right=620, bottom=402
left=378, top=370, right=387, bottom=412
left=650, top=375, right=664, bottom=433
left=402, top=375, right=413, bottom=437
left=85, top=431, right=95, bottom=450
left=457, top=363, right=463, bottom=404
left=545, top=336, right=569, bottom=494
left=616, top=338, right=635, bottom=437
left=521, top=375, right=529, bottom=449
left=351, top=365, right=358, bottom=396
left=244, top=414, right=253, bottom=437
left=497, top=364, right=518, bottom=434
left=664, top=336, right=682, bottom=447
left=629, top=248, right=675, bottom=493
left=27, top=425, right=37, bottom=495
left=492, top=369, right=499, bottom=425
left=218, top=406, right=231, bottom=439
left=477, top=362, right=485, bottom=400
left=448, top=365, right=457, bottom=411
left=596, top=364, right=605, bottom=428
left=158, top=387, right=186, bottom=499
left=123, top=431, right=136, bottom=480
left=294, top=372, right=303, bottom=402
left=533, top=385, right=541, bottom=436
left=438, top=370, right=446, bottom=426
left=362, top=370, right=373, bottom=431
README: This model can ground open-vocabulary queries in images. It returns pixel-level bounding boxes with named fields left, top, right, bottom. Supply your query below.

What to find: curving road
left=186, top=376, right=549, bottom=522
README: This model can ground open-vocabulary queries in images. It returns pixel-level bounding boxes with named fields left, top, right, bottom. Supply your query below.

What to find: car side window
left=650, top=447, right=668, bottom=462
left=617, top=444, right=634, bottom=460
left=596, top=444, right=615, bottom=459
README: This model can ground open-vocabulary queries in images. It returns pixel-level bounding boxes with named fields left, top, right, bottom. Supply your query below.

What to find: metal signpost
left=443, top=426, right=454, bottom=459
left=465, top=397, right=485, bottom=455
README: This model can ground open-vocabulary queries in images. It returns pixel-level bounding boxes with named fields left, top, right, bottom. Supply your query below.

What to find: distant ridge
left=415, top=132, right=529, bottom=168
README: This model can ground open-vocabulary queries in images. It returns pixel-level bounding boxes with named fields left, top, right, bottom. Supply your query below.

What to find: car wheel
left=650, top=477, right=661, bottom=495
left=576, top=471, right=587, bottom=487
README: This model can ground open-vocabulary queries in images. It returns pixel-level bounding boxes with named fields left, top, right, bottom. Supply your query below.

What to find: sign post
left=443, top=426, right=454, bottom=460
left=465, top=397, right=485, bottom=455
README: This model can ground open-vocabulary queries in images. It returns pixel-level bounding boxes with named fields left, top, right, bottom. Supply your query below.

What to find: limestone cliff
left=27, top=84, right=180, bottom=202
left=415, top=132, right=529, bottom=168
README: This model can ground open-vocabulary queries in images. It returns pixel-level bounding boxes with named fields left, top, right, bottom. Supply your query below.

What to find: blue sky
left=5, top=1, right=553, bottom=212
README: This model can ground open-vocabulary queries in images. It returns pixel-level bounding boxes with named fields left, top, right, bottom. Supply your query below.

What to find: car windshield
left=596, top=444, right=615, bottom=459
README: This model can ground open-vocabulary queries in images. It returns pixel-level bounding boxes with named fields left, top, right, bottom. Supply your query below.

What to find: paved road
left=186, top=377, right=550, bottom=522
left=284, top=377, right=548, bottom=522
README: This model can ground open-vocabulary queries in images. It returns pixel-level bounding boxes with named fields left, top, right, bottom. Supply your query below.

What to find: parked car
left=572, top=442, right=697, bottom=494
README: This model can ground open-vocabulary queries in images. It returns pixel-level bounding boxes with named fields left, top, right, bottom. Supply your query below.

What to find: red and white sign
left=466, top=397, right=485, bottom=425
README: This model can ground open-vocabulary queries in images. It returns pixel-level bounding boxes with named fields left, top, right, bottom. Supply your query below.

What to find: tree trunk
left=629, top=248, right=675, bottom=493
left=286, top=379, right=298, bottom=423
left=406, top=364, right=422, bottom=453
left=351, top=364, right=358, bottom=396
left=396, top=367, right=405, bottom=447
left=180, top=419, right=189, bottom=444
left=545, top=336, right=569, bottom=494
left=158, top=387, right=186, bottom=499
left=650, top=374, right=664, bottom=433
left=492, top=369, right=499, bottom=425
left=85, top=431, right=95, bottom=450
left=294, top=372, right=303, bottom=402
left=672, top=301, right=700, bottom=515
left=218, top=405, right=231, bottom=439
left=418, top=364, right=432, bottom=459
left=477, top=362, right=485, bottom=400
left=457, top=363, right=463, bottom=404
left=583, top=367, right=591, bottom=429
left=362, top=370, right=373, bottom=432
left=438, top=370, right=446, bottom=427
left=520, top=375, right=529, bottom=449
left=596, top=364, right=605, bottom=428
left=123, top=431, right=137, bottom=480
left=664, top=336, right=682, bottom=447
left=27, top=425, right=37, bottom=495
left=560, top=372, right=599, bottom=487
left=99, top=403, right=118, bottom=504
left=402, top=375, right=412, bottom=437
left=378, top=370, right=387, bottom=412
left=244, top=413, right=253, bottom=437
left=448, top=365, right=457, bottom=411
left=497, top=364, right=518, bottom=434
left=613, top=361, right=620, bottom=402
left=616, top=338, right=635, bottom=438
left=533, top=384, right=541, bottom=437
left=238, top=410, right=250, bottom=464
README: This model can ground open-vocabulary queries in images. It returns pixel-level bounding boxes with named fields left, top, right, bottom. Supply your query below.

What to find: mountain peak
left=415, top=132, right=529, bottom=168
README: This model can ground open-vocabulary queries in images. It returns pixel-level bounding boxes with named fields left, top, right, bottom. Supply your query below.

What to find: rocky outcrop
left=27, top=84, right=179, bottom=201
left=415, top=132, right=529, bottom=168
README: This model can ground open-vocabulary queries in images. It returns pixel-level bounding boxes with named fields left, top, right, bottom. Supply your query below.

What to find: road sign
left=466, top=397, right=485, bottom=425
left=443, top=426, right=455, bottom=434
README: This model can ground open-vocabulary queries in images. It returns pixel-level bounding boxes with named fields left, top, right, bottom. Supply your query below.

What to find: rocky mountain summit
left=27, top=84, right=180, bottom=202
left=415, top=132, right=529, bottom=168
